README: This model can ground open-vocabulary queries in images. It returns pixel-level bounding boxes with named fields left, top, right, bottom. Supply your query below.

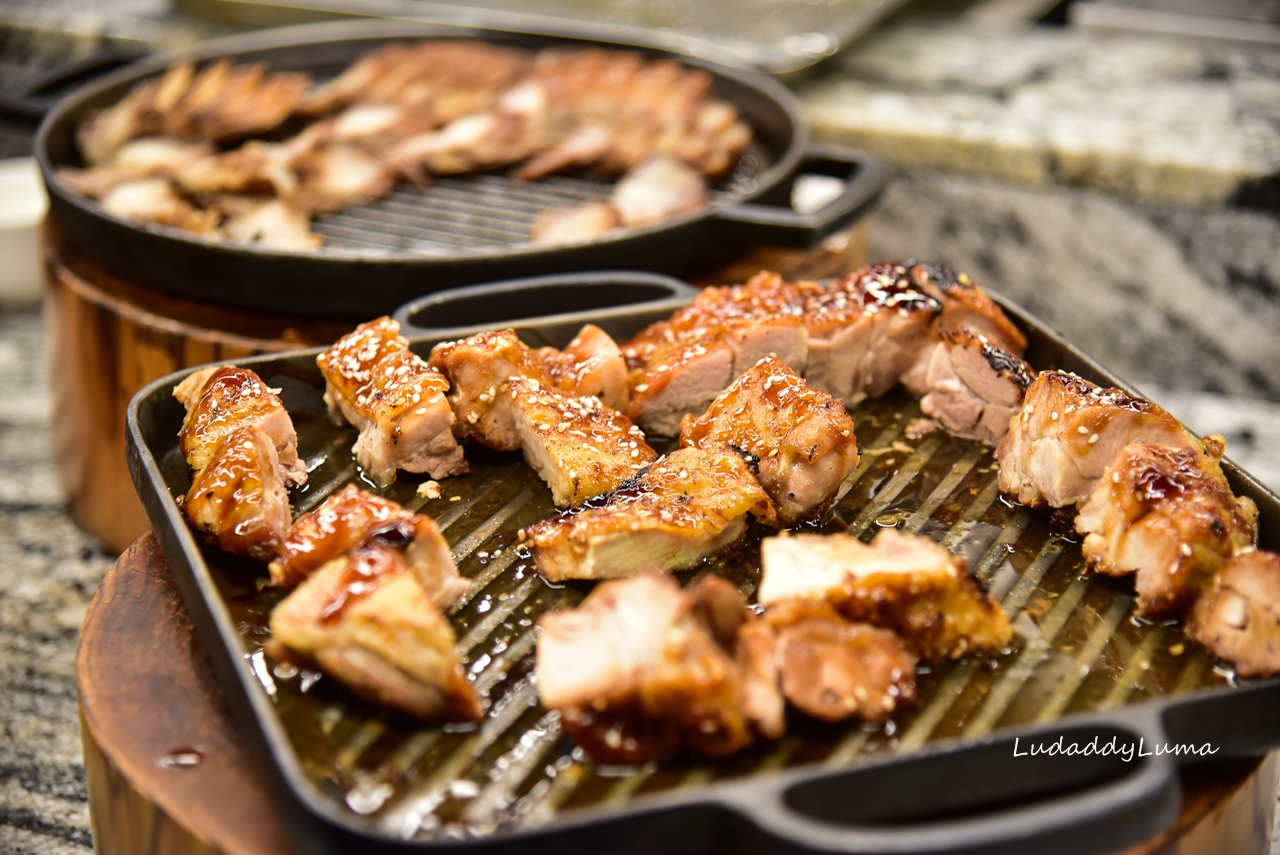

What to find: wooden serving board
left=77, top=535, right=1278, bottom=855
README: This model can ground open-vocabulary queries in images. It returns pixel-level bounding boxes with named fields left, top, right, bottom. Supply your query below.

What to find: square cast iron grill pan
left=126, top=271, right=1280, bottom=855
left=36, top=18, right=891, bottom=319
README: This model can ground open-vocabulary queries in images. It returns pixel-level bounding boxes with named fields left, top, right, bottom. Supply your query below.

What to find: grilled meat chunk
left=219, top=197, right=322, bottom=251
left=525, top=446, right=775, bottom=582
left=906, top=261, right=1026, bottom=355
left=99, top=178, right=219, bottom=234
left=1075, top=442, right=1257, bottom=617
left=318, top=317, right=466, bottom=485
left=501, top=376, right=656, bottom=508
left=530, top=202, right=620, bottom=246
left=763, top=599, right=916, bottom=724
left=917, top=327, right=1036, bottom=445
left=759, top=530, right=1010, bottom=662
left=58, top=137, right=215, bottom=198
left=995, top=371, right=1200, bottom=509
left=77, top=59, right=309, bottom=166
left=611, top=156, right=708, bottom=227
left=267, top=485, right=467, bottom=607
left=268, top=542, right=480, bottom=722
left=679, top=355, right=859, bottom=525
left=536, top=323, right=630, bottom=412
left=289, top=143, right=396, bottom=212
left=536, top=571, right=782, bottom=764
left=183, top=425, right=291, bottom=562
left=175, top=365, right=306, bottom=486
left=1188, top=550, right=1280, bottom=678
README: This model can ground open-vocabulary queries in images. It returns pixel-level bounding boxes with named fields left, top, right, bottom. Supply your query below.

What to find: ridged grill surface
left=189, top=353, right=1232, bottom=843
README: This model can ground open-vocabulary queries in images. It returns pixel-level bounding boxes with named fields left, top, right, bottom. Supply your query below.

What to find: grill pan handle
left=710, top=144, right=892, bottom=250
left=393, top=271, right=700, bottom=341
left=723, top=715, right=1180, bottom=855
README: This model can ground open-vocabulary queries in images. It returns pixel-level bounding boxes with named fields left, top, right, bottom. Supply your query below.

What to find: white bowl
left=0, top=158, right=49, bottom=302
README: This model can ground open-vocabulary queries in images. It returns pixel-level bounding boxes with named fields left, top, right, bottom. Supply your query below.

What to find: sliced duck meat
left=759, top=529, right=1011, bottom=662
left=679, top=355, right=859, bottom=525
left=763, top=599, right=916, bottom=724
left=318, top=316, right=466, bottom=484
left=524, top=446, right=775, bottom=582
left=917, top=327, right=1036, bottom=445
left=536, top=571, right=782, bottom=765
left=1076, top=442, right=1257, bottom=617
left=995, top=371, right=1201, bottom=509
left=267, top=540, right=480, bottom=722
left=500, top=376, right=656, bottom=508
left=1188, top=549, right=1280, bottom=678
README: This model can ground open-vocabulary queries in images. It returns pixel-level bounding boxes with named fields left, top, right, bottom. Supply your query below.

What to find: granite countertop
left=3, top=2, right=1280, bottom=853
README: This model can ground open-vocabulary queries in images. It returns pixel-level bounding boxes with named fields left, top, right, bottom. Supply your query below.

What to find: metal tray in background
left=37, top=18, right=891, bottom=319
left=126, top=271, right=1280, bottom=855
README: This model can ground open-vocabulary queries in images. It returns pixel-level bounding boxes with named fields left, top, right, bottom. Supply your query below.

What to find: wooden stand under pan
left=42, top=218, right=868, bottom=554
left=76, top=535, right=1280, bottom=855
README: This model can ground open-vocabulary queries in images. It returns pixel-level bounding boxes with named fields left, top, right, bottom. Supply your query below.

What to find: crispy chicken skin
left=759, top=530, right=1011, bottom=662
left=763, top=599, right=916, bottom=724
left=918, top=327, right=1036, bottom=445
left=906, top=261, right=1026, bottom=355
left=536, top=323, right=630, bottom=412
left=679, top=355, right=859, bottom=526
left=77, top=59, right=310, bottom=166
left=1076, top=443, right=1257, bottom=617
left=1188, top=550, right=1280, bottom=678
left=995, top=371, right=1200, bottom=509
left=318, top=317, right=466, bottom=485
left=183, top=425, right=291, bottom=562
left=175, top=365, right=306, bottom=486
left=267, top=485, right=467, bottom=607
left=500, top=376, right=656, bottom=508
left=268, top=542, right=480, bottom=722
left=536, top=571, right=782, bottom=764
left=525, top=446, right=775, bottom=582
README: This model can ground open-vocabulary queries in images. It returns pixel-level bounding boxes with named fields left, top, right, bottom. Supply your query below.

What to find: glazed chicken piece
left=536, top=571, right=783, bottom=765
left=174, top=365, right=307, bottom=486
left=500, top=377, right=656, bottom=508
left=318, top=317, right=467, bottom=485
left=1075, top=442, right=1257, bottom=617
left=1188, top=550, right=1280, bottom=679
left=763, top=599, right=916, bottom=724
left=58, top=137, right=215, bottom=198
left=99, top=178, right=219, bottom=234
left=995, top=371, right=1201, bottom=509
left=535, top=323, right=630, bottom=412
left=77, top=59, right=310, bottom=166
left=267, top=485, right=468, bottom=607
left=917, top=327, right=1036, bottom=445
left=906, top=261, right=1026, bottom=355
left=530, top=202, right=620, bottom=246
left=679, top=356, right=859, bottom=526
left=218, top=197, right=322, bottom=251
left=759, top=529, right=1010, bottom=662
left=183, top=425, right=291, bottom=562
left=268, top=540, right=480, bottom=722
left=525, top=446, right=775, bottom=582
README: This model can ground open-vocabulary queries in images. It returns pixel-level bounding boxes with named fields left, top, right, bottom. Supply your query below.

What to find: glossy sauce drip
left=319, top=545, right=400, bottom=623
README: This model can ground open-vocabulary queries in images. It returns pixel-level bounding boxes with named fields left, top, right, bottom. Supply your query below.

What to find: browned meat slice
left=289, top=143, right=396, bottom=212
left=318, top=317, right=466, bottom=484
left=995, top=371, right=1201, bottom=509
left=77, top=59, right=309, bottom=166
left=530, top=202, right=620, bottom=246
left=267, top=541, right=480, bottom=722
left=1075, top=442, right=1257, bottom=617
left=759, top=529, right=1010, bottom=662
left=610, top=156, right=707, bottom=227
left=173, top=140, right=294, bottom=198
left=58, top=137, right=215, bottom=198
left=427, top=330, right=555, bottom=451
left=536, top=323, right=631, bottom=412
left=763, top=599, right=916, bottom=724
left=525, top=446, right=775, bottom=582
left=99, top=178, right=219, bottom=234
left=218, top=197, right=321, bottom=251
left=1188, top=550, right=1280, bottom=678
left=174, top=365, right=306, bottom=486
left=679, top=355, right=859, bottom=525
left=500, top=376, right=656, bottom=508
left=183, top=425, right=291, bottom=562
left=799, top=263, right=940, bottom=405
left=536, top=571, right=782, bottom=764
left=917, top=327, right=1036, bottom=445
left=906, top=261, right=1027, bottom=355
left=628, top=335, right=737, bottom=437
left=267, top=485, right=467, bottom=608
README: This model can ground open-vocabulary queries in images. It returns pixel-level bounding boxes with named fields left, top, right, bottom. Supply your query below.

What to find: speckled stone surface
left=798, top=22, right=1280, bottom=206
